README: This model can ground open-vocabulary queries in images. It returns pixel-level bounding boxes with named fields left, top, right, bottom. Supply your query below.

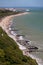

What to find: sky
left=0, top=0, right=43, bottom=7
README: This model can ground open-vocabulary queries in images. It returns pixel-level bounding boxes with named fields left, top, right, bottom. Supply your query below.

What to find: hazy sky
left=0, top=0, right=43, bottom=7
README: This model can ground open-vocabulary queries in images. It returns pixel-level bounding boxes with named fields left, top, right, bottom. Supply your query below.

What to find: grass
left=0, top=27, right=38, bottom=65
left=0, top=9, right=38, bottom=65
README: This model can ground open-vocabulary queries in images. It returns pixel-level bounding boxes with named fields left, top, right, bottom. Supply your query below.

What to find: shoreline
left=0, top=12, right=40, bottom=65
left=0, top=12, right=28, bottom=50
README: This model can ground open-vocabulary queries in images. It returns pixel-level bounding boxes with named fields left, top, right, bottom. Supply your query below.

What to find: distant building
left=5, top=8, right=16, bottom=12
left=0, top=8, right=16, bottom=12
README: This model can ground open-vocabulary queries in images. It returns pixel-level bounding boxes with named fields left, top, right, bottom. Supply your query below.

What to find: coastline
left=0, top=12, right=39, bottom=65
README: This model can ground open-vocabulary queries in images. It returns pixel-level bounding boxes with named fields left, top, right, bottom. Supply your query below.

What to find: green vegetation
left=0, top=9, right=38, bottom=65
left=0, top=10, right=22, bottom=18
left=0, top=27, right=38, bottom=65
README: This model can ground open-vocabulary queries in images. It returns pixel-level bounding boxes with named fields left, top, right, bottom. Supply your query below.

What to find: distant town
left=0, top=8, right=30, bottom=12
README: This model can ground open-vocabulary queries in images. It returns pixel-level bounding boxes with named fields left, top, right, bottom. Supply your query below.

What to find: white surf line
left=0, top=12, right=40, bottom=65
left=0, top=12, right=28, bottom=50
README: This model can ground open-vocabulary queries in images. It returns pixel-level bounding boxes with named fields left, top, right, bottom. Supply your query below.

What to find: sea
left=11, top=7, right=43, bottom=65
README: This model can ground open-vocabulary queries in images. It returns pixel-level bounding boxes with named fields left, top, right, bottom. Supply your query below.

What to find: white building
left=5, top=8, right=16, bottom=12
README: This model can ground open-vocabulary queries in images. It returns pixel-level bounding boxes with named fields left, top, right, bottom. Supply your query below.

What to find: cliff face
left=0, top=27, right=38, bottom=65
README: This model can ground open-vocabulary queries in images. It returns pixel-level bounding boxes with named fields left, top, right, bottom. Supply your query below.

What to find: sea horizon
left=10, top=7, right=43, bottom=65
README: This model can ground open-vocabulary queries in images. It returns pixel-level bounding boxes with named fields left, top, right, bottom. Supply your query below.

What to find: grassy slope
left=0, top=27, right=38, bottom=65
left=0, top=10, right=38, bottom=65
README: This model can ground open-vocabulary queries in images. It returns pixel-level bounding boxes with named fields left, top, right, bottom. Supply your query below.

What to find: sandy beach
left=0, top=12, right=28, bottom=29
left=0, top=12, right=28, bottom=51
left=0, top=12, right=41, bottom=65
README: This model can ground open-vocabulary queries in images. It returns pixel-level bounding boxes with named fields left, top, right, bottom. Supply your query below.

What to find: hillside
left=0, top=27, right=38, bottom=65
left=0, top=9, right=24, bottom=18
left=0, top=9, right=38, bottom=65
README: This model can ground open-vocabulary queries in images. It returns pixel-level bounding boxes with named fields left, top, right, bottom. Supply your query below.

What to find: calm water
left=11, top=8, right=43, bottom=64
